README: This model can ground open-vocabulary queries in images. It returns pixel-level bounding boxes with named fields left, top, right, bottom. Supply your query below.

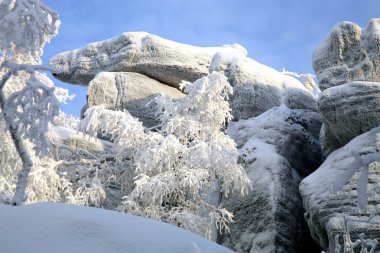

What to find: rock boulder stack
left=49, top=32, right=313, bottom=122
left=300, top=18, right=380, bottom=253
left=313, top=18, right=380, bottom=155
left=50, top=32, right=323, bottom=253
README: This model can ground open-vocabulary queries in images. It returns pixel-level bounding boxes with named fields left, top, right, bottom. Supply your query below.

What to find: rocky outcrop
left=49, top=126, right=113, bottom=159
left=49, top=32, right=314, bottom=120
left=282, top=88, right=317, bottom=112
left=219, top=107, right=323, bottom=253
left=318, top=81, right=380, bottom=155
left=87, top=72, right=185, bottom=127
left=48, top=31, right=323, bottom=253
left=228, top=107, right=322, bottom=177
left=300, top=126, right=380, bottom=253
left=49, top=32, right=244, bottom=88
left=313, top=19, right=380, bottom=91
left=49, top=126, right=125, bottom=209
left=301, top=18, right=380, bottom=253
left=210, top=50, right=314, bottom=119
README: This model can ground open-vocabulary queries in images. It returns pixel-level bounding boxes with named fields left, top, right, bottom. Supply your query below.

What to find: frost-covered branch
left=0, top=0, right=61, bottom=205
left=3, top=70, right=59, bottom=155
left=331, top=214, right=379, bottom=253
left=0, top=0, right=60, bottom=62
left=0, top=69, right=59, bottom=205
left=1, top=60, right=60, bottom=73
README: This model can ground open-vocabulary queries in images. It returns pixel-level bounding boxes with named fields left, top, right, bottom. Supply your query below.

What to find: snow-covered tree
left=0, top=0, right=61, bottom=205
left=80, top=72, right=250, bottom=239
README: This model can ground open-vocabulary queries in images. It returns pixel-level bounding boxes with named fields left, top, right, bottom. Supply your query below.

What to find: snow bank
left=0, top=203, right=234, bottom=253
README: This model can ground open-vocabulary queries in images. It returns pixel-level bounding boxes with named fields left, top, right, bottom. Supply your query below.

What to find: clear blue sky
left=41, top=0, right=380, bottom=117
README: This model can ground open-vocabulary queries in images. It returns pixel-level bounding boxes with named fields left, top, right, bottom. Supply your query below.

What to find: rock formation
left=300, top=126, right=380, bottom=253
left=87, top=72, right=185, bottom=127
left=49, top=32, right=312, bottom=120
left=313, top=18, right=380, bottom=91
left=210, top=51, right=316, bottom=119
left=318, top=81, right=380, bottom=155
left=220, top=107, right=322, bottom=253
left=49, top=32, right=240, bottom=88
left=300, top=18, right=380, bottom=253
left=48, top=32, right=325, bottom=253
left=49, top=125, right=113, bottom=160
left=314, top=19, right=380, bottom=155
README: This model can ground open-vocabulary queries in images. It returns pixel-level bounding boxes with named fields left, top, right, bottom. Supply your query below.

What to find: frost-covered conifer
left=80, top=72, right=250, bottom=239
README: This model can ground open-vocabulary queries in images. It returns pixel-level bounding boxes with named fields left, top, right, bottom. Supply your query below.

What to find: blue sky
left=41, top=0, right=380, bottom=117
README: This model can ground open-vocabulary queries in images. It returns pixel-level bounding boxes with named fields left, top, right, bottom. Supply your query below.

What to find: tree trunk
left=9, top=128, right=33, bottom=206
left=0, top=72, right=33, bottom=206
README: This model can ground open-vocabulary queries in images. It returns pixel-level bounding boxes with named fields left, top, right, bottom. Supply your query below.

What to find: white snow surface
left=0, top=203, right=235, bottom=253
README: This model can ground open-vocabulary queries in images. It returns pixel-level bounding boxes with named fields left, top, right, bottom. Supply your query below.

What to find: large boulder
left=318, top=81, right=380, bottom=155
left=313, top=18, right=380, bottom=91
left=219, top=107, right=323, bottom=253
left=49, top=126, right=113, bottom=160
left=87, top=72, right=185, bottom=128
left=49, top=126, right=127, bottom=209
left=300, top=126, right=380, bottom=253
left=210, top=50, right=315, bottom=120
left=49, top=32, right=314, bottom=120
left=48, top=32, right=244, bottom=88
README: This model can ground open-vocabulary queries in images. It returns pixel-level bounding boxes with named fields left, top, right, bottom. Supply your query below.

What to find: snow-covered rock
left=50, top=126, right=112, bottom=157
left=210, top=50, right=314, bottom=119
left=48, top=126, right=124, bottom=208
left=87, top=72, right=185, bottom=127
left=282, top=88, right=317, bottom=112
left=300, top=126, right=380, bottom=253
left=49, top=32, right=314, bottom=120
left=313, top=19, right=380, bottom=90
left=228, top=106, right=322, bottom=177
left=219, top=107, right=323, bottom=253
left=318, top=81, right=380, bottom=155
left=0, top=203, right=234, bottom=253
left=49, top=32, right=241, bottom=88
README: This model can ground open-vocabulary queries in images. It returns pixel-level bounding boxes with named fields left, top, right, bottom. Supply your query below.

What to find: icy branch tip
left=2, top=61, right=62, bottom=74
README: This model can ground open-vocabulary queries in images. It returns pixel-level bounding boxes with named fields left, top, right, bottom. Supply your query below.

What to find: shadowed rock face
left=318, top=81, right=380, bottom=156
left=229, top=85, right=317, bottom=121
left=300, top=126, right=380, bottom=253
left=86, top=72, right=185, bottom=128
left=220, top=107, right=323, bottom=253
left=313, top=19, right=380, bottom=91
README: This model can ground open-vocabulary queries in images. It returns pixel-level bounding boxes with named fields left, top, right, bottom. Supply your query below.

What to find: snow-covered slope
left=0, top=203, right=234, bottom=253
